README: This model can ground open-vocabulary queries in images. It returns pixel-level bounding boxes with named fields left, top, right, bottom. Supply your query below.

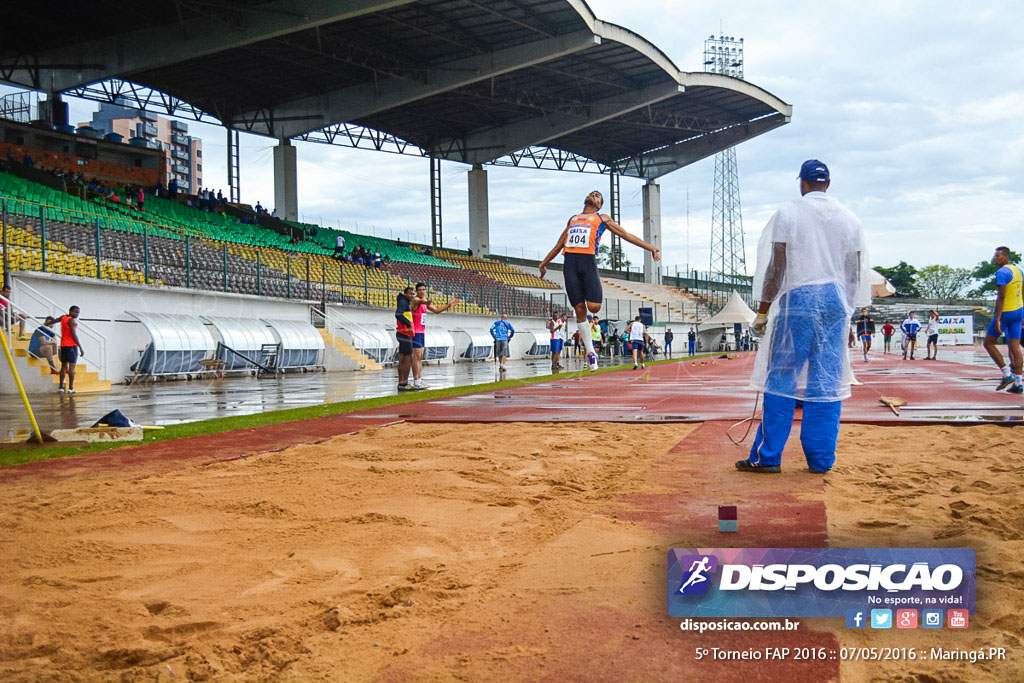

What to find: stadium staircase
left=600, top=278, right=699, bottom=321
left=8, top=336, right=110, bottom=393
left=317, top=328, right=382, bottom=371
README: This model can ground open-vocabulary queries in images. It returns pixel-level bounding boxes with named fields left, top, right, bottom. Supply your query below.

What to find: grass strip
left=0, top=353, right=726, bottom=468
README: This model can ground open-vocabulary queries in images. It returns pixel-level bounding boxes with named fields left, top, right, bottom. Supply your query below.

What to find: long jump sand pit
left=827, top=424, right=1024, bottom=682
left=1, top=422, right=698, bottom=681
left=1, top=420, right=1021, bottom=681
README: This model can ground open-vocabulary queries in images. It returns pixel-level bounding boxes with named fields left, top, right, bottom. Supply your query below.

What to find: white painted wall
left=9, top=272, right=552, bottom=384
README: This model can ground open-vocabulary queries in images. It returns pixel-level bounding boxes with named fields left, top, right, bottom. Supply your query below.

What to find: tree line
left=874, top=249, right=1021, bottom=299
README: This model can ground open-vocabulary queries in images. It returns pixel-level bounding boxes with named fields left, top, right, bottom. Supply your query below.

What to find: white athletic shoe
left=57, top=385, right=65, bottom=393
left=67, top=388, right=76, bottom=394
left=641, top=363, right=646, bottom=369
left=587, top=352, right=598, bottom=372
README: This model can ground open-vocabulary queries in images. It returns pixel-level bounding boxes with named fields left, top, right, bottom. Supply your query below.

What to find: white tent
left=869, top=270, right=897, bottom=297
left=702, top=290, right=757, bottom=326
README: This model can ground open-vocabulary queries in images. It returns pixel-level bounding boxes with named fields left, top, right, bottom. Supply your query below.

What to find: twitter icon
left=870, top=609, right=892, bottom=629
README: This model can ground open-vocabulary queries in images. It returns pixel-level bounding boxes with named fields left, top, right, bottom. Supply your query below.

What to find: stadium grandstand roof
left=0, top=0, right=792, bottom=178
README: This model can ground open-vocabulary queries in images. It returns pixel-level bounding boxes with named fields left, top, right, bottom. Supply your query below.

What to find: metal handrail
left=6, top=281, right=109, bottom=380
left=313, top=306, right=366, bottom=369
left=322, top=305, right=394, bottom=368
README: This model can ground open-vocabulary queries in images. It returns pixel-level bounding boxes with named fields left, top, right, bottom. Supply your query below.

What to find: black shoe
left=735, top=459, right=780, bottom=474
left=1008, top=385, right=1023, bottom=394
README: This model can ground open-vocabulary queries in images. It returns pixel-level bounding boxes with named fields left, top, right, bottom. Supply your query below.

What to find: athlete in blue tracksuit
left=741, top=160, right=870, bottom=474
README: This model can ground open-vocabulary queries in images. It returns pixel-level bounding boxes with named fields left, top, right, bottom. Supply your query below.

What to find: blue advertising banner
left=667, top=548, right=975, bottom=618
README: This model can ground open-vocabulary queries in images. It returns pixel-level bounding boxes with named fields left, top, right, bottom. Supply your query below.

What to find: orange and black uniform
left=562, top=211, right=606, bottom=306
left=395, top=293, right=415, bottom=356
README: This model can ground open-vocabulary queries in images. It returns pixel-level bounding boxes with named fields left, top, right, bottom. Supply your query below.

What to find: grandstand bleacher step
left=318, top=329, right=382, bottom=371
left=11, top=338, right=111, bottom=393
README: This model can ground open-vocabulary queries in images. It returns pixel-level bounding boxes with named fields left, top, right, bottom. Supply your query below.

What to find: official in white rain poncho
left=739, top=160, right=871, bottom=474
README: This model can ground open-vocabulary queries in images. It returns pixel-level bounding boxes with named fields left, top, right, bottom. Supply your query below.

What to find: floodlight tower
left=704, top=34, right=747, bottom=283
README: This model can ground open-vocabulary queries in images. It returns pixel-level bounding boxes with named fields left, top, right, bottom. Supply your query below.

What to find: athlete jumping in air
left=538, top=190, right=660, bottom=372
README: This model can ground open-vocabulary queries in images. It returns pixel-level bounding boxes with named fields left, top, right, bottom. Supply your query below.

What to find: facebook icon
left=845, top=608, right=866, bottom=629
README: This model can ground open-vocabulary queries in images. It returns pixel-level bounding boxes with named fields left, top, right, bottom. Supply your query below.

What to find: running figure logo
left=676, top=554, right=718, bottom=595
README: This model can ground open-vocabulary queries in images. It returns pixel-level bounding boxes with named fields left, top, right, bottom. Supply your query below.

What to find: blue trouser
left=688, top=340, right=696, bottom=355
left=749, top=393, right=842, bottom=471
left=748, top=284, right=847, bottom=471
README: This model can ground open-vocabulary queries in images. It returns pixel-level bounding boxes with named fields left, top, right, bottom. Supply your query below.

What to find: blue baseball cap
left=798, top=159, right=829, bottom=182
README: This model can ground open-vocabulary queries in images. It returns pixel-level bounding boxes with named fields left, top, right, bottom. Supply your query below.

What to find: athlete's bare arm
left=427, top=299, right=460, bottom=314
left=538, top=220, right=572, bottom=279
left=69, top=318, right=84, bottom=356
left=600, top=215, right=660, bottom=261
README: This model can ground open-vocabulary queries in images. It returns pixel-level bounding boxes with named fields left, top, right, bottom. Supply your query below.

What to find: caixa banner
left=667, top=548, right=975, bottom=618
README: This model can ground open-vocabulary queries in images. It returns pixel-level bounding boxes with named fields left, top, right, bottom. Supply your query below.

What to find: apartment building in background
left=87, top=101, right=202, bottom=193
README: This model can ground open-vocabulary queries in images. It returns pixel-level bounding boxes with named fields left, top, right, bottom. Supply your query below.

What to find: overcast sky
left=9, top=1, right=1024, bottom=273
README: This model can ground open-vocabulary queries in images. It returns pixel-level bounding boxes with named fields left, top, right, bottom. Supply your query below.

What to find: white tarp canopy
left=869, top=269, right=896, bottom=297
left=702, top=290, right=757, bottom=326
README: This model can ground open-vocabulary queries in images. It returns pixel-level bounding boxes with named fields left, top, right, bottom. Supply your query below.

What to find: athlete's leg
left=983, top=335, right=1006, bottom=370
left=1009, top=338, right=1022, bottom=378
left=398, top=353, right=411, bottom=386
left=413, top=346, right=424, bottom=381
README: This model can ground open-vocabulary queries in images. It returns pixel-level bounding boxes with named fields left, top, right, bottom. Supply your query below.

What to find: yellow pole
left=0, top=329, right=44, bottom=444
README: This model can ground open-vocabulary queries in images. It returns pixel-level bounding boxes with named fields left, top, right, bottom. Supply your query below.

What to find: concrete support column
left=642, top=179, right=662, bottom=284
left=273, top=138, right=298, bottom=221
left=468, top=164, right=489, bottom=256
left=46, top=93, right=68, bottom=127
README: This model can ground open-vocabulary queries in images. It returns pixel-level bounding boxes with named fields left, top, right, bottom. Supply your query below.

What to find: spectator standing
left=925, top=309, right=941, bottom=360
left=589, top=315, right=602, bottom=355
left=395, top=286, right=425, bottom=392
left=881, top=320, right=895, bottom=353
left=855, top=307, right=875, bottom=361
left=687, top=326, right=697, bottom=356
left=627, top=315, right=647, bottom=369
left=334, top=233, right=346, bottom=260
left=490, top=313, right=515, bottom=371
left=664, top=327, right=674, bottom=358
left=901, top=312, right=921, bottom=360
left=547, top=313, right=565, bottom=371
left=411, top=283, right=460, bottom=390
left=58, top=305, right=84, bottom=394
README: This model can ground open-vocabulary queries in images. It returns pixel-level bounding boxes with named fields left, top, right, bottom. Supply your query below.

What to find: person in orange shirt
left=58, top=305, right=84, bottom=394
left=538, top=190, right=660, bottom=372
